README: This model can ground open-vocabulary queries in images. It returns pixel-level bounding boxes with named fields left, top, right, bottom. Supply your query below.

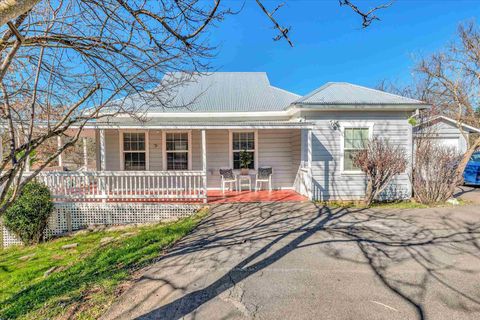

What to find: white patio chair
left=255, top=167, right=273, bottom=191
left=219, top=168, right=237, bottom=194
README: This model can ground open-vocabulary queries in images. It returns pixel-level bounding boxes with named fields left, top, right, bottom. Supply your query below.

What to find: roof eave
left=414, top=115, right=480, bottom=133
left=289, top=103, right=430, bottom=111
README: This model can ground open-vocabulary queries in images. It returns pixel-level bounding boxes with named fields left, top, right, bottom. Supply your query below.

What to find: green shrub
left=3, top=181, right=53, bottom=245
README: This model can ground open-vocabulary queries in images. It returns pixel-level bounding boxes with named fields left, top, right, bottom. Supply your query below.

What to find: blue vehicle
left=464, top=151, right=480, bottom=186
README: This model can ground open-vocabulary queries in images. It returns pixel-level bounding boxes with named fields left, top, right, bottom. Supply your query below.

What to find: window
left=123, top=132, right=146, bottom=170
left=343, top=128, right=369, bottom=171
left=232, top=131, right=255, bottom=170
left=165, top=132, right=189, bottom=170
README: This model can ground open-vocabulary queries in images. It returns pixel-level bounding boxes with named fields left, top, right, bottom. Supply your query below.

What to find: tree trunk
left=363, top=179, right=375, bottom=207
left=447, top=136, right=480, bottom=197
left=0, top=0, right=39, bottom=26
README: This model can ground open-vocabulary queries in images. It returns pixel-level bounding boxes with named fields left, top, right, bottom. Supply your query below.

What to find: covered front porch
left=38, top=121, right=313, bottom=203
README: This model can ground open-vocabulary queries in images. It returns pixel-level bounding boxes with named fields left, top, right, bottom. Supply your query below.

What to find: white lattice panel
left=2, top=203, right=200, bottom=248
left=1, top=222, right=22, bottom=248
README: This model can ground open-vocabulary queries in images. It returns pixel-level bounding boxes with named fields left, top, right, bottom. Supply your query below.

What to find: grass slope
left=0, top=209, right=207, bottom=319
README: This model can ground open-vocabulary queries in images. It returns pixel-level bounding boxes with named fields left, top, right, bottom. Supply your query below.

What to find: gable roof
left=294, top=82, right=427, bottom=106
left=414, top=115, right=480, bottom=133
left=112, top=72, right=300, bottom=113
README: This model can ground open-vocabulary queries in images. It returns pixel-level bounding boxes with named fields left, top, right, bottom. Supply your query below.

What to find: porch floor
left=207, top=190, right=307, bottom=204
left=54, top=190, right=307, bottom=204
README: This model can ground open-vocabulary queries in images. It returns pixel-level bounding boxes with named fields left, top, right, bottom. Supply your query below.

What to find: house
left=413, top=115, right=480, bottom=154
left=38, top=72, right=429, bottom=203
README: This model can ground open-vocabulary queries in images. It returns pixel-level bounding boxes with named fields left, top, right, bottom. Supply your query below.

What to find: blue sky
left=206, top=0, right=480, bottom=95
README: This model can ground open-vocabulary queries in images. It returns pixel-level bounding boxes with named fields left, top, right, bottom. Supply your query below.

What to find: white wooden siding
left=149, top=130, right=163, bottom=170
left=100, top=129, right=299, bottom=189
left=103, top=130, right=120, bottom=171
left=258, top=129, right=293, bottom=188
left=301, top=111, right=413, bottom=201
left=414, top=119, right=469, bottom=154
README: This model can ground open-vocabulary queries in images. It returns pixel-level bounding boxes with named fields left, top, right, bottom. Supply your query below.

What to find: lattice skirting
left=1, top=202, right=201, bottom=248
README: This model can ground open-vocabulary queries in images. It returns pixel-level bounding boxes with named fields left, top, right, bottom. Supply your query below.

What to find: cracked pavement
left=103, top=201, right=480, bottom=320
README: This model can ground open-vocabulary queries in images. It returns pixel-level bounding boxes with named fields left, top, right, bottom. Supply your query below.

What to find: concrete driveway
left=456, top=186, right=480, bottom=204
left=104, top=201, right=480, bottom=320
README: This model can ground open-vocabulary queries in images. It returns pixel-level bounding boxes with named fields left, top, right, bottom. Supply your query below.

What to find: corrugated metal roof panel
left=110, top=72, right=300, bottom=113
left=295, top=82, right=426, bottom=105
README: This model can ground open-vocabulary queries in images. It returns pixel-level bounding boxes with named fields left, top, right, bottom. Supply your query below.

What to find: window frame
left=119, top=130, right=149, bottom=171
left=162, top=130, right=192, bottom=171
left=229, top=130, right=258, bottom=171
left=340, top=122, right=374, bottom=174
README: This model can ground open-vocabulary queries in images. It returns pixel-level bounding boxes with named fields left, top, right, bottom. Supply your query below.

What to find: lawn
left=317, top=199, right=469, bottom=209
left=0, top=209, right=208, bottom=320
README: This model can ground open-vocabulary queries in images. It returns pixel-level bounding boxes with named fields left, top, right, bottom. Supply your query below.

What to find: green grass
left=317, top=199, right=468, bottom=210
left=0, top=209, right=208, bottom=320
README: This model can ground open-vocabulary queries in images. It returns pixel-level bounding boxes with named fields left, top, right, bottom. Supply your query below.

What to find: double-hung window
left=232, top=131, right=255, bottom=170
left=165, top=132, right=190, bottom=170
left=123, top=132, right=146, bottom=170
left=343, top=128, right=369, bottom=172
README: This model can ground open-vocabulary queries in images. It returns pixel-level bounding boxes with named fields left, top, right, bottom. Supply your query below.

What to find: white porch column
left=83, top=137, right=88, bottom=169
left=57, top=135, right=63, bottom=168
left=307, top=128, right=313, bottom=200
left=99, top=129, right=107, bottom=202
left=201, top=129, right=207, bottom=203
left=99, top=129, right=106, bottom=171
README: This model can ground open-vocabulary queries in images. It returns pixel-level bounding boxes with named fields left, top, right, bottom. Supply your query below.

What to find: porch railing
left=37, top=171, right=207, bottom=202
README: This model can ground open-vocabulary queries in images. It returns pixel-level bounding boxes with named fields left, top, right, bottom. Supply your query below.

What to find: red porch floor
left=207, top=190, right=307, bottom=204
left=53, top=190, right=307, bottom=204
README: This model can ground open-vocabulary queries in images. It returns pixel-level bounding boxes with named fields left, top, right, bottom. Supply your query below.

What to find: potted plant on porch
left=240, top=150, right=252, bottom=175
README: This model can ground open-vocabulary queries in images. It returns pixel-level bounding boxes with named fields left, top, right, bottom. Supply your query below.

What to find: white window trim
left=162, top=130, right=192, bottom=171
left=228, top=129, right=259, bottom=172
left=119, top=130, right=150, bottom=171
left=339, top=122, right=374, bottom=175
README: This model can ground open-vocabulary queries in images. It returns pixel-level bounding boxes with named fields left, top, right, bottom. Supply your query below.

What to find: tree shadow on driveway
left=109, top=202, right=480, bottom=320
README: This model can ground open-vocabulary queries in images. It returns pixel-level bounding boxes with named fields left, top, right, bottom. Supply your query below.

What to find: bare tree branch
left=255, top=0, right=292, bottom=47
left=339, top=0, right=393, bottom=28
left=0, top=0, right=40, bottom=26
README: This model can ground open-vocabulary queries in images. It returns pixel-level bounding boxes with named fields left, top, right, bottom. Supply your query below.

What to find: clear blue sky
left=205, top=0, right=480, bottom=95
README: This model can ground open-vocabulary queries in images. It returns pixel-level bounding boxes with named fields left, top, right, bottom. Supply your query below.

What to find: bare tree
left=414, top=21, right=480, bottom=183
left=353, top=137, right=407, bottom=206
left=0, top=0, right=394, bottom=215
left=412, top=137, right=462, bottom=204
left=0, top=0, right=227, bottom=213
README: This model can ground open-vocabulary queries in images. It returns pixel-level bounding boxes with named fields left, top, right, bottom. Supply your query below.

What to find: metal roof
left=414, top=115, right=480, bottom=133
left=294, top=82, right=427, bottom=106
left=110, top=72, right=300, bottom=113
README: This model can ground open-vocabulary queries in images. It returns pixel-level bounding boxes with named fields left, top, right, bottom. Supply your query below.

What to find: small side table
left=237, top=174, right=252, bottom=191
